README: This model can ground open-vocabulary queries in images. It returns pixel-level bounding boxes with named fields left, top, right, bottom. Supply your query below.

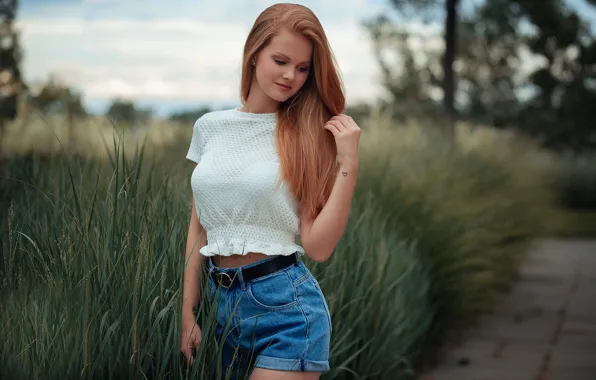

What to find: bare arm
left=182, top=165, right=208, bottom=319
left=300, top=160, right=358, bottom=262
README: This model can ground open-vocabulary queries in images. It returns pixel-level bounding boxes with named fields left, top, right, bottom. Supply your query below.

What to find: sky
left=17, top=0, right=396, bottom=115
left=15, top=0, right=596, bottom=116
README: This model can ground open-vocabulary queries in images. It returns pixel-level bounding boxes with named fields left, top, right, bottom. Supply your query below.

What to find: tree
left=0, top=0, right=22, bottom=185
left=364, top=14, right=442, bottom=123
left=18, top=75, right=87, bottom=152
left=511, top=0, right=596, bottom=150
left=168, top=106, right=211, bottom=125
left=369, top=0, right=596, bottom=151
left=106, top=99, right=152, bottom=126
left=0, top=0, right=21, bottom=121
left=29, top=75, right=86, bottom=116
left=443, top=0, right=459, bottom=133
left=377, top=0, right=461, bottom=133
left=456, top=0, right=525, bottom=127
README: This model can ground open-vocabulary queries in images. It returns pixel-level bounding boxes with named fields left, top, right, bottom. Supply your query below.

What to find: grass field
left=0, top=112, right=594, bottom=379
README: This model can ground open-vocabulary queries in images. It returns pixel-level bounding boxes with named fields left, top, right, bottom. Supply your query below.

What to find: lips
left=276, top=82, right=292, bottom=91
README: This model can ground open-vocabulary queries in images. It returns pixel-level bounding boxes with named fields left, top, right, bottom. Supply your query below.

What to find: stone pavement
left=418, top=238, right=596, bottom=380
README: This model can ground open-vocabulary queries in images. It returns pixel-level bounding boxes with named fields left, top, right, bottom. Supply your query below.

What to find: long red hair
left=240, top=3, right=346, bottom=221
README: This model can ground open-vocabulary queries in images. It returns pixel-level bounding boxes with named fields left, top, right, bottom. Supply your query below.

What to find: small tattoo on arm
left=342, top=171, right=348, bottom=177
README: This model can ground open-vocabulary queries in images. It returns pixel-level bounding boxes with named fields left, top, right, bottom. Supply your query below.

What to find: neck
left=241, top=78, right=280, bottom=114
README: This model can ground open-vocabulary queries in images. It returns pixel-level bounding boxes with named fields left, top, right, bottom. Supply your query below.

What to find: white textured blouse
left=186, top=107, right=305, bottom=257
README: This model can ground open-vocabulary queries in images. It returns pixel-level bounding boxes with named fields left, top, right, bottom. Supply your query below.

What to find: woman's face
left=254, top=28, right=313, bottom=102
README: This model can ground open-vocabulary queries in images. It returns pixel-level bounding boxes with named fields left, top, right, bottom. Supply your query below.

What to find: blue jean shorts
left=205, top=253, right=332, bottom=377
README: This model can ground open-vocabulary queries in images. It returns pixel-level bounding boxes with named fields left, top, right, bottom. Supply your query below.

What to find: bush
left=0, top=114, right=555, bottom=379
left=355, top=118, right=552, bottom=351
left=548, top=151, right=596, bottom=210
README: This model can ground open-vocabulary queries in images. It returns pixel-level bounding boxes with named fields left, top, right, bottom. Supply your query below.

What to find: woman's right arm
left=182, top=164, right=208, bottom=320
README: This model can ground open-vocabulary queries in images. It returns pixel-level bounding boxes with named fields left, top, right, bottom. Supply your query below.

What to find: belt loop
left=236, top=267, right=247, bottom=290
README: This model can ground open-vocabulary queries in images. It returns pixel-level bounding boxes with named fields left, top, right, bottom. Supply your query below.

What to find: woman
left=180, top=3, right=360, bottom=379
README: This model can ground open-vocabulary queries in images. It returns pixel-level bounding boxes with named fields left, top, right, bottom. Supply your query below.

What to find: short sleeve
left=186, top=118, right=205, bottom=164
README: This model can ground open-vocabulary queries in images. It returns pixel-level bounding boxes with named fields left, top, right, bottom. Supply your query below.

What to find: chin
left=267, top=91, right=291, bottom=103
left=267, top=85, right=297, bottom=102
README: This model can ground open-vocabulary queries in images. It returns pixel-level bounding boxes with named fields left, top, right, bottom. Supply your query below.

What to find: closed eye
left=275, top=59, right=310, bottom=73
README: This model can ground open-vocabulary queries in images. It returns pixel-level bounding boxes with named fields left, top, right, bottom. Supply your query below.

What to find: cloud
left=20, top=0, right=582, bottom=111
left=17, top=19, right=385, bottom=105
left=16, top=1, right=399, bottom=106
left=78, top=0, right=386, bottom=26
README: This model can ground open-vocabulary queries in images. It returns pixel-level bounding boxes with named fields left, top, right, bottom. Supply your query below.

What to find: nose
left=282, top=68, right=295, bottom=81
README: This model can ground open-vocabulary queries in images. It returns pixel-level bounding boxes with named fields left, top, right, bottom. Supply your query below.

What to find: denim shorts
left=205, top=253, right=332, bottom=377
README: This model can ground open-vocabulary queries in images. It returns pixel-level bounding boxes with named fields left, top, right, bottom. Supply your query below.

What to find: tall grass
left=1, top=143, right=193, bottom=379
left=356, top=118, right=553, bottom=349
left=0, top=113, right=556, bottom=379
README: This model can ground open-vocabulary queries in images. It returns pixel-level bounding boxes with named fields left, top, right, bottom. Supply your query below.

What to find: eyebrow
left=274, top=52, right=311, bottom=65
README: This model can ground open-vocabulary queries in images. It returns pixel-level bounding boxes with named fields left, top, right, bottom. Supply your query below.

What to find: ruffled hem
left=199, top=239, right=305, bottom=257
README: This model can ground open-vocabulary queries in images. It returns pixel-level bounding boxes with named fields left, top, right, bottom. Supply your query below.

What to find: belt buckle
left=215, top=272, right=233, bottom=289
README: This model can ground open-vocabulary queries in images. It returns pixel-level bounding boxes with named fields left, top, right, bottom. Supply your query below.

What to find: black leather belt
left=208, top=253, right=298, bottom=289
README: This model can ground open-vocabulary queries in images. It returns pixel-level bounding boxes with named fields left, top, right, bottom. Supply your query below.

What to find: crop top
left=186, top=107, right=306, bottom=257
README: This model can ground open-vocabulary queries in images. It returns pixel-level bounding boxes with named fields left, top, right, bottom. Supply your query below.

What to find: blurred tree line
left=366, top=0, right=596, bottom=151
left=0, top=0, right=21, bottom=185
left=0, top=0, right=21, bottom=122
left=2, top=0, right=596, bottom=155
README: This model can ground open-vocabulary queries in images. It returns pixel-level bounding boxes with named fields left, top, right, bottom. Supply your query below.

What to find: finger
left=183, top=338, right=195, bottom=356
left=337, top=114, right=356, bottom=129
left=329, top=117, right=346, bottom=129
left=324, top=123, right=340, bottom=136
left=186, top=353, right=195, bottom=366
left=181, top=348, right=190, bottom=363
left=327, top=119, right=346, bottom=132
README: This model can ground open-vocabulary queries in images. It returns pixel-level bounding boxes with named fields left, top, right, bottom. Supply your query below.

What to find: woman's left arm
left=300, top=114, right=360, bottom=262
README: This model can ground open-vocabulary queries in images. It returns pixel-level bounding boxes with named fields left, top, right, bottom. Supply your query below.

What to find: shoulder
left=191, top=110, right=227, bottom=139
left=191, top=108, right=237, bottom=144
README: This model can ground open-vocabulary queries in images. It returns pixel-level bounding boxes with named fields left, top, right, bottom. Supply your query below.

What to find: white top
left=186, top=107, right=306, bottom=257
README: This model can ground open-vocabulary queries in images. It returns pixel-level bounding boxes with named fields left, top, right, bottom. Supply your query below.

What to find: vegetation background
left=1, top=0, right=595, bottom=379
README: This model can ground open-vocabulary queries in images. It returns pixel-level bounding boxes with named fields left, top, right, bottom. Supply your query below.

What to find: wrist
left=339, top=160, right=358, bottom=172
left=182, top=304, right=197, bottom=319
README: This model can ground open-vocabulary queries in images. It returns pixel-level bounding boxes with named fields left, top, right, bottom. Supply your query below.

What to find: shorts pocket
left=247, top=271, right=298, bottom=310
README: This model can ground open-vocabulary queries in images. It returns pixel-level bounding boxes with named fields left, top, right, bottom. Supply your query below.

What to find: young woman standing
left=181, top=3, right=361, bottom=379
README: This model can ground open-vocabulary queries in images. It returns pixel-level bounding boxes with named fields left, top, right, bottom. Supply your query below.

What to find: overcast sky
left=15, top=0, right=596, bottom=115
left=17, top=0, right=400, bottom=114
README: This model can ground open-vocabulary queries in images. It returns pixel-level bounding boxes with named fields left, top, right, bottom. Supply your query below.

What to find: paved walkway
left=418, top=238, right=596, bottom=380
